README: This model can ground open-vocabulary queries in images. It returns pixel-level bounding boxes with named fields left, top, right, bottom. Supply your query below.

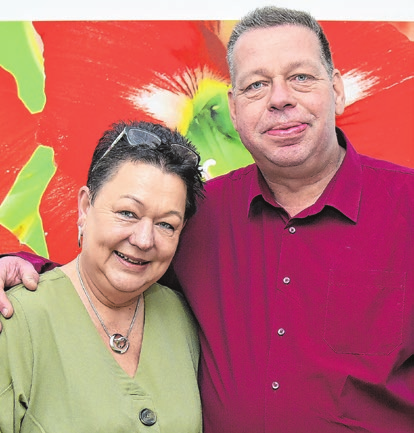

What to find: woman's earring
left=78, top=226, right=83, bottom=248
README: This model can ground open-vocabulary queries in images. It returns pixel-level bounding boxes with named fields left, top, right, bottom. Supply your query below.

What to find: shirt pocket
left=324, top=269, right=406, bottom=355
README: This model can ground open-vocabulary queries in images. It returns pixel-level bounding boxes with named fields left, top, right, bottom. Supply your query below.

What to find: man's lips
left=266, top=123, right=308, bottom=137
left=115, top=251, right=149, bottom=265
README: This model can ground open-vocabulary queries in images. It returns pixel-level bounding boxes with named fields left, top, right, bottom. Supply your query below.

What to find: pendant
left=109, top=333, right=130, bottom=354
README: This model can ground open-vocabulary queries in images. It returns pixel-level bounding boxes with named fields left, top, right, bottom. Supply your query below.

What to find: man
left=0, top=6, right=413, bottom=432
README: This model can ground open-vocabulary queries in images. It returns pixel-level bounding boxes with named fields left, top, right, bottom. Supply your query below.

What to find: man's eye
left=295, top=74, right=310, bottom=82
left=247, top=81, right=263, bottom=90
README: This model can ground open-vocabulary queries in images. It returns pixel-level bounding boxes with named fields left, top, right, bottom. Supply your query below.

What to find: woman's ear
left=77, top=186, right=91, bottom=227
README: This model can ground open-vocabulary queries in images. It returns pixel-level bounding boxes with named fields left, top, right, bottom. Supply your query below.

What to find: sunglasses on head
left=92, top=127, right=200, bottom=172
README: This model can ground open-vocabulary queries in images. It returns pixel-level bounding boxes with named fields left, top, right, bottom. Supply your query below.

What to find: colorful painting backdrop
left=0, top=20, right=413, bottom=263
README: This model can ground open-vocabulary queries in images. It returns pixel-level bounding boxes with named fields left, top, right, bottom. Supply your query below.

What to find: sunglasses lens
left=121, top=128, right=199, bottom=167
left=171, top=144, right=200, bottom=166
left=127, top=129, right=161, bottom=147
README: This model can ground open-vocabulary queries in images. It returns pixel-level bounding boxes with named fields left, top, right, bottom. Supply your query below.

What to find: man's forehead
left=235, top=24, right=317, bottom=44
left=232, top=25, right=324, bottom=72
left=234, top=26, right=320, bottom=58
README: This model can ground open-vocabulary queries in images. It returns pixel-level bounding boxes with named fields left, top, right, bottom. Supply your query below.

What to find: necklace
left=76, top=255, right=141, bottom=354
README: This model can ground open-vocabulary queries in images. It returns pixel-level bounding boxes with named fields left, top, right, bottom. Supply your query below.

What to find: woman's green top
left=0, top=268, right=202, bottom=432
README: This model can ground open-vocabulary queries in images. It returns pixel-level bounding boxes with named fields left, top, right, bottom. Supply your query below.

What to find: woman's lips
left=115, top=251, right=149, bottom=266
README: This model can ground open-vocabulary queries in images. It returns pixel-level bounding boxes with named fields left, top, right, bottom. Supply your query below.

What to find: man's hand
left=0, top=256, right=39, bottom=332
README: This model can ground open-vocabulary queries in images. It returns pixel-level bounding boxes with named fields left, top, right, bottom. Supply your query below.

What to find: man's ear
left=227, top=87, right=237, bottom=127
left=332, top=69, right=346, bottom=116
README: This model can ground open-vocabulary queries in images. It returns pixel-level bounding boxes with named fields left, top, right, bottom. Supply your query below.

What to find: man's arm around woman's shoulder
left=0, top=252, right=60, bottom=330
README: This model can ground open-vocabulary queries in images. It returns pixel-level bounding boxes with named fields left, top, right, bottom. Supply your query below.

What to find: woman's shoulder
left=1, top=269, right=74, bottom=347
left=7, top=268, right=73, bottom=316
left=144, top=283, right=199, bottom=362
left=145, top=282, right=188, bottom=309
left=144, top=283, right=197, bottom=328
left=8, top=268, right=69, bottom=297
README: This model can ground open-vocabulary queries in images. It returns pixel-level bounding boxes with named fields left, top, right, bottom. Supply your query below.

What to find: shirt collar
left=322, top=128, right=362, bottom=222
left=247, top=128, right=362, bottom=222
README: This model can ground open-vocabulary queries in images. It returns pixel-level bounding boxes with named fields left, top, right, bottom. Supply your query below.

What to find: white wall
left=2, top=0, right=414, bottom=21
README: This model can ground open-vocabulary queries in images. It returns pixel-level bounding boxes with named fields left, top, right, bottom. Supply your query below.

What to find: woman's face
left=78, top=161, right=187, bottom=304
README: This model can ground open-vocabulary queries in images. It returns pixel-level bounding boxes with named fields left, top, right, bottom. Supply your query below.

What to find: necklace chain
left=76, top=255, right=141, bottom=354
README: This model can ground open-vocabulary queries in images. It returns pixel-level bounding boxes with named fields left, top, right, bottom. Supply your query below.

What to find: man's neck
left=262, top=146, right=346, bottom=217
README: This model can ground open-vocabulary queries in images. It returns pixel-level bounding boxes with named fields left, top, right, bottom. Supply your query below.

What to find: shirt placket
left=264, top=218, right=302, bottom=432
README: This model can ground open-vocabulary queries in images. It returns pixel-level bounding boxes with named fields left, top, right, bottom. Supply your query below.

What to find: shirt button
left=283, top=277, right=290, bottom=284
left=272, top=381, right=280, bottom=390
left=288, top=227, right=296, bottom=234
left=139, top=408, right=157, bottom=426
left=278, top=328, right=285, bottom=336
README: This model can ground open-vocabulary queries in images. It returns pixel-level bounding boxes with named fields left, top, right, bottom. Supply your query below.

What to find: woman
left=0, top=120, right=204, bottom=432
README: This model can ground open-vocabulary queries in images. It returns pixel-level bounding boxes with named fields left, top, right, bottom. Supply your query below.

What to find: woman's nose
left=129, top=220, right=154, bottom=251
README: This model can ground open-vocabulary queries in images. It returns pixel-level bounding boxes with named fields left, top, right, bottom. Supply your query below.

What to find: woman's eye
left=119, top=210, right=135, bottom=218
left=157, top=222, right=175, bottom=233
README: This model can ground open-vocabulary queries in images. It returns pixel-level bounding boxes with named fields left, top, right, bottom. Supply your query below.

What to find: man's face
left=228, top=25, right=345, bottom=177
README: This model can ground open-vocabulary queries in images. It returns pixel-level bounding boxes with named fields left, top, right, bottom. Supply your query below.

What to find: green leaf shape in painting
left=185, top=78, right=253, bottom=179
left=0, top=145, right=56, bottom=257
left=0, top=21, right=45, bottom=113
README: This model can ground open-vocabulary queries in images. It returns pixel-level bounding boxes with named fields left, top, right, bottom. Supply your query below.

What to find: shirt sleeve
left=1, top=251, right=61, bottom=275
left=0, top=294, right=34, bottom=431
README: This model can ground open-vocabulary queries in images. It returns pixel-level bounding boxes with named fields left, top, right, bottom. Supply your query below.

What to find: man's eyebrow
left=237, top=61, right=320, bottom=83
left=285, top=60, right=320, bottom=70
left=236, top=68, right=269, bottom=86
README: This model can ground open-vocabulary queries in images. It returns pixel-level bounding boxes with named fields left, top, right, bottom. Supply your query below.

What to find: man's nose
left=267, top=79, right=297, bottom=111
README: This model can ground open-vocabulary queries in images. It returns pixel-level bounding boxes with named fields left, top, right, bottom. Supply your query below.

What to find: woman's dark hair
left=87, top=120, right=204, bottom=221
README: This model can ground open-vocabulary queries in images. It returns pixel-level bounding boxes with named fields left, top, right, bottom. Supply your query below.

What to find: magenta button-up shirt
left=14, top=130, right=414, bottom=432
left=172, top=130, right=414, bottom=432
